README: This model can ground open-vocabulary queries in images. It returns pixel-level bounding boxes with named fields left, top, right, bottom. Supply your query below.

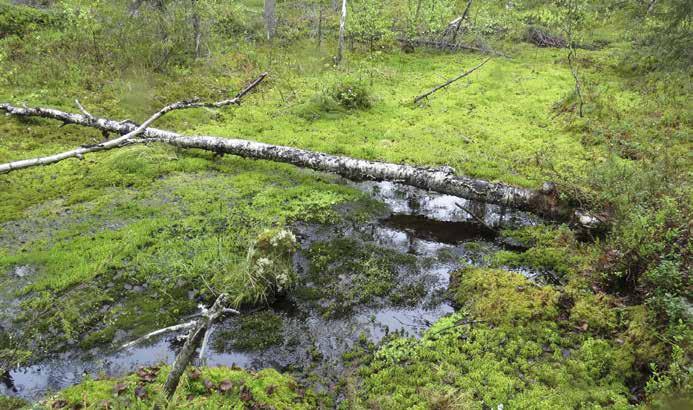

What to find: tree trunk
left=0, top=102, right=606, bottom=230
left=451, top=0, right=473, bottom=42
left=191, top=0, right=202, bottom=59
left=336, top=0, right=347, bottom=64
left=264, top=0, right=277, bottom=41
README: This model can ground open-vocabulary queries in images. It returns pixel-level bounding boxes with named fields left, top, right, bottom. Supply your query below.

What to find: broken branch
left=162, top=294, right=238, bottom=400
left=414, top=57, right=491, bottom=103
left=0, top=73, right=266, bottom=174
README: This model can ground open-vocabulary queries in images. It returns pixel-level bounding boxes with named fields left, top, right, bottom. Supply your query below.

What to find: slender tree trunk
left=317, top=3, right=323, bottom=49
left=191, top=0, right=202, bottom=59
left=451, top=0, right=473, bottom=42
left=336, top=0, right=347, bottom=64
left=264, top=0, right=277, bottom=41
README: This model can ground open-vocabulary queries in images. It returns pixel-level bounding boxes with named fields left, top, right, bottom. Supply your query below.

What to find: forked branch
left=0, top=73, right=267, bottom=174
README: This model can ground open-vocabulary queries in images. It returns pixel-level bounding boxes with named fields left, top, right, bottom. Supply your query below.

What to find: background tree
left=336, top=0, right=347, bottom=64
left=264, top=0, right=276, bottom=40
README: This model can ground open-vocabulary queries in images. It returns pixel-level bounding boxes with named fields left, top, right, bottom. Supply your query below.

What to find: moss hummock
left=45, top=366, right=317, bottom=409
left=348, top=268, right=637, bottom=409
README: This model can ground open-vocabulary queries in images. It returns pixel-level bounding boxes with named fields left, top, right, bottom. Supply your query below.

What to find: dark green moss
left=215, top=311, right=284, bottom=352
left=0, top=396, right=28, bottom=410
left=305, top=238, right=418, bottom=317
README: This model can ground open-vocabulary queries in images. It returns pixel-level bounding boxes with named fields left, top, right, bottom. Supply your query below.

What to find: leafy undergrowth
left=43, top=366, right=319, bottom=409
left=349, top=267, right=637, bottom=409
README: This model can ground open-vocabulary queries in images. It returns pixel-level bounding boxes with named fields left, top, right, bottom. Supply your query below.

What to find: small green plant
left=242, top=228, right=298, bottom=303
left=330, top=81, right=372, bottom=110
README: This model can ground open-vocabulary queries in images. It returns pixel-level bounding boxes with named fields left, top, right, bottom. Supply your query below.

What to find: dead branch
left=0, top=73, right=266, bottom=174
left=443, top=0, right=473, bottom=42
left=525, top=27, right=567, bottom=48
left=455, top=202, right=497, bottom=233
left=399, top=38, right=510, bottom=58
left=121, top=320, right=198, bottom=350
left=414, top=57, right=491, bottom=103
left=162, top=293, right=238, bottom=400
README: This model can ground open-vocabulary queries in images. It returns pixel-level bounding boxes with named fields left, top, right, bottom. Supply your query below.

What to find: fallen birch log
left=0, top=103, right=606, bottom=230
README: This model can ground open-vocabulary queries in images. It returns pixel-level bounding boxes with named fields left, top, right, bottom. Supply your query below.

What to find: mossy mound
left=349, top=268, right=636, bottom=409
left=45, top=366, right=317, bottom=409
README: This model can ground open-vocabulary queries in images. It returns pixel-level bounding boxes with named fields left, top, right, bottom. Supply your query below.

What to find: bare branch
left=0, top=73, right=267, bottom=174
left=121, top=320, right=198, bottom=350
left=414, top=57, right=491, bottom=103
left=74, top=99, right=94, bottom=120
left=163, top=294, right=237, bottom=399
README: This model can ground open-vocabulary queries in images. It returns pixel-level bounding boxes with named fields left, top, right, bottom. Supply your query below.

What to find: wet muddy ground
left=1, top=180, right=540, bottom=400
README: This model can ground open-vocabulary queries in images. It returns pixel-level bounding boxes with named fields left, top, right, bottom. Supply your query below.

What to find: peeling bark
left=0, top=100, right=606, bottom=230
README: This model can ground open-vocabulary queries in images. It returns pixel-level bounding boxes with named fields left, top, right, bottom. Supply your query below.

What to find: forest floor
left=0, top=28, right=690, bottom=409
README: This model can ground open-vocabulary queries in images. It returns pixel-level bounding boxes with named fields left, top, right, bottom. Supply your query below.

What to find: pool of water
left=1, top=181, right=539, bottom=400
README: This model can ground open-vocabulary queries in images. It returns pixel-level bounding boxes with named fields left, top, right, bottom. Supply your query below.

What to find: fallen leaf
left=240, top=386, right=254, bottom=402
left=189, top=368, right=202, bottom=380
left=51, top=400, right=68, bottom=409
left=134, top=385, right=147, bottom=400
left=219, top=380, right=233, bottom=393
left=113, top=383, right=127, bottom=396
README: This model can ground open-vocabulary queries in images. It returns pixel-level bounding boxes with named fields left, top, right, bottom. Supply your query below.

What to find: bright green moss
left=47, top=366, right=317, bottom=409
left=451, top=267, right=560, bottom=324
left=351, top=268, right=635, bottom=409
left=493, top=225, right=596, bottom=280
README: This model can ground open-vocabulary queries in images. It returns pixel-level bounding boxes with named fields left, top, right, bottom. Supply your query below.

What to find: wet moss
left=214, top=311, right=284, bottom=352
left=0, top=396, right=27, bottom=410
left=46, top=366, right=317, bottom=409
left=305, top=238, right=418, bottom=317
left=493, top=225, right=595, bottom=281
left=350, top=268, right=636, bottom=408
left=0, top=161, right=362, bottom=356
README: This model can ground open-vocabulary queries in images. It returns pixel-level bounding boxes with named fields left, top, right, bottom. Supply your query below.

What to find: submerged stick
left=414, top=57, right=491, bottom=103
left=162, top=294, right=239, bottom=400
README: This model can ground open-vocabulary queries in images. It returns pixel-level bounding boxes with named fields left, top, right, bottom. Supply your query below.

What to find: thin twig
left=121, top=320, right=198, bottom=350
left=455, top=202, right=497, bottom=232
left=74, top=99, right=93, bottom=120
left=414, top=57, right=491, bottom=103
